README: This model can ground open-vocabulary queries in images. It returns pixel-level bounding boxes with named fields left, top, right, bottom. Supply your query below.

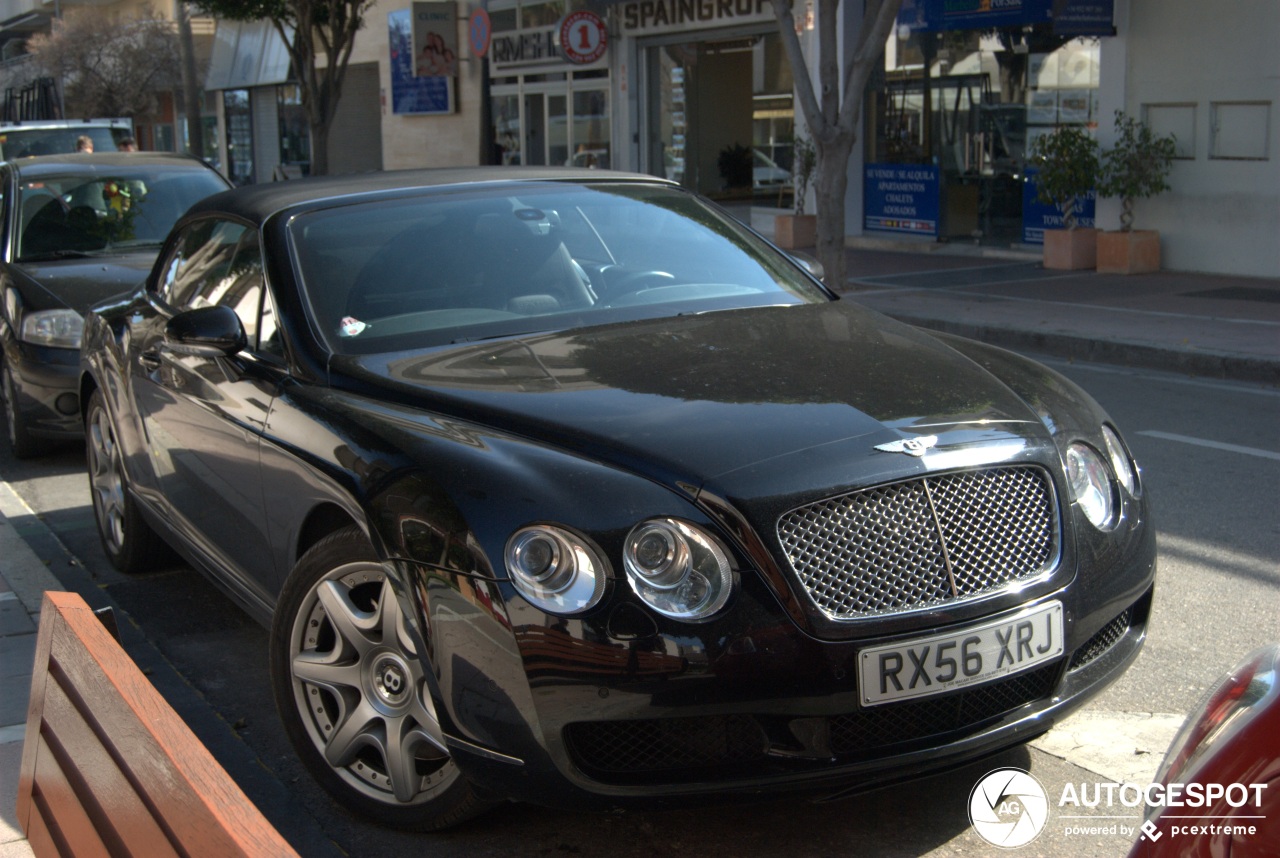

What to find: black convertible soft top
left=184, top=166, right=669, bottom=225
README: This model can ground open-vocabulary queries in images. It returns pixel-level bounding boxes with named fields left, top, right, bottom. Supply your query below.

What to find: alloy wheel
left=87, top=401, right=127, bottom=554
left=287, top=561, right=457, bottom=806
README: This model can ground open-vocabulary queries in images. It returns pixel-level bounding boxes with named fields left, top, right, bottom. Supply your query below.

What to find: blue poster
left=864, top=164, right=940, bottom=236
left=389, top=9, right=453, bottom=115
left=897, top=0, right=1052, bottom=33
left=1021, top=168, right=1096, bottom=244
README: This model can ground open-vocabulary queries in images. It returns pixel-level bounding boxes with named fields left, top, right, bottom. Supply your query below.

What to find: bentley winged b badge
left=874, top=435, right=939, bottom=457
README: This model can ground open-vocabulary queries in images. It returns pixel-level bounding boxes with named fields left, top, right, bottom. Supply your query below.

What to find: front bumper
left=5, top=341, right=81, bottom=438
left=482, top=591, right=1147, bottom=809
left=404, top=526, right=1155, bottom=810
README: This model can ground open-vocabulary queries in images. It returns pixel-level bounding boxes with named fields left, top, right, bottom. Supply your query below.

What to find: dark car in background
left=79, top=168, right=1156, bottom=830
left=0, top=152, right=230, bottom=456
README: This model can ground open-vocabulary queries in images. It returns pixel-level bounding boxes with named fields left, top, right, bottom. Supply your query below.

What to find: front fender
left=359, top=420, right=714, bottom=772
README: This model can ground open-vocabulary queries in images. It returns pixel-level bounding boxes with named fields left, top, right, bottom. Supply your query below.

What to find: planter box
left=1097, top=229, right=1161, bottom=274
left=1043, top=227, right=1097, bottom=270
left=774, top=214, right=817, bottom=250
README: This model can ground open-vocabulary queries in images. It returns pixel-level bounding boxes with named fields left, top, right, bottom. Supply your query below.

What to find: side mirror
left=163, top=305, right=246, bottom=358
left=789, top=251, right=825, bottom=283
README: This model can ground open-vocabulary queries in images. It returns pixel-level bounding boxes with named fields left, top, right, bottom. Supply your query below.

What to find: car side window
left=156, top=219, right=244, bottom=309
left=218, top=230, right=270, bottom=351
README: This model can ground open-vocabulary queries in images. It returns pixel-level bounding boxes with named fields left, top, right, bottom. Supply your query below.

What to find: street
left=2, top=356, right=1277, bottom=857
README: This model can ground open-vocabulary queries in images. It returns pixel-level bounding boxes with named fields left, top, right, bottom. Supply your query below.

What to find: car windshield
left=17, top=168, right=228, bottom=262
left=0, top=126, right=126, bottom=159
left=290, top=181, right=831, bottom=355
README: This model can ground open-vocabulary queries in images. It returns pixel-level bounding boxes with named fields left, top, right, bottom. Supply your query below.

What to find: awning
left=205, top=20, right=295, bottom=91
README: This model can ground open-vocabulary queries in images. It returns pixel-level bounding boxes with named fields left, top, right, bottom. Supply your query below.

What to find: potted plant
left=1028, top=126, right=1099, bottom=270
left=774, top=134, right=817, bottom=250
left=1096, top=110, right=1177, bottom=274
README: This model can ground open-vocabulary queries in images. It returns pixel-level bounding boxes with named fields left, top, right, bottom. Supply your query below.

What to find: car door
left=131, top=217, right=284, bottom=606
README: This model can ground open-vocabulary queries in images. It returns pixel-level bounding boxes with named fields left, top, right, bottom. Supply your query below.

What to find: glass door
left=224, top=89, right=253, bottom=186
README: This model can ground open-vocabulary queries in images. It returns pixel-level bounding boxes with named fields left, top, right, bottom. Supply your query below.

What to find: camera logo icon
left=969, top=768, right=1050, bottom=848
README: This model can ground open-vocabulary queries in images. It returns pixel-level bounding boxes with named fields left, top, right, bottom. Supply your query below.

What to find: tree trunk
left=773, top=0, right=901, bottom=291
left=177, top=3, right=204, bottom=159
left=309, top=117, right=330, bottom=176
left=814, top=137, right=853, bottom=289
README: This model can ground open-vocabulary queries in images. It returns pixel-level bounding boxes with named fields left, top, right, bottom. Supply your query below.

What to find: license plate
left=858, top=602, right=1064, bottom=707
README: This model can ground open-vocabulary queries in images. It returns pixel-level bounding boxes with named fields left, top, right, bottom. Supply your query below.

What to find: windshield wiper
left=19, top=249, right=97, bottom=261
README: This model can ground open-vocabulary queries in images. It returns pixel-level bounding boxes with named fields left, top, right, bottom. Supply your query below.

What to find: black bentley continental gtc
left=79, top=168, right=1156, bottom=829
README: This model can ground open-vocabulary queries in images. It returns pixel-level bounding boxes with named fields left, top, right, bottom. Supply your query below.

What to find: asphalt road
left=3, top=356, right=1277, bottom=857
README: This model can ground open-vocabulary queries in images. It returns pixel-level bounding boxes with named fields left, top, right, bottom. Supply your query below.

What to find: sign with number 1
left=556, top=11, right=608, bottom=65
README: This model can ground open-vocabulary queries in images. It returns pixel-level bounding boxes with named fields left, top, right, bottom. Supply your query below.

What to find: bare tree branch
left=26, top=8, right=184, bottom=120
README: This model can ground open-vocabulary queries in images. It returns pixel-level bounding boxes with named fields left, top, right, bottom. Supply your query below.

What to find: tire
left=270, top=526, right=493, bottom=830
left=2, top=359, right=50, bottom=459
left=85, top=388, right=170, bottom=572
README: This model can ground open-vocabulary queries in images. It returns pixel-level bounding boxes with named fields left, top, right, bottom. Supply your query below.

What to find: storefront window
left=495, top=94, right=522, bottom=164
left=278, top=84, right=311, bottom=175
left=548, top=94, right=569, bottom=167
left=868, top=25, right=1101, bottom=244
left=488, top=0, right=610, bottom=171
left=572, top=89, right=609, bottom=168
left=224, top=89, right=253, bottom=186
left=644, top=31, right=793, bottom=204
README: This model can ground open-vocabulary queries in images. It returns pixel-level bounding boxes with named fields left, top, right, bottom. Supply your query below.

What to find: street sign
left=469, top=8, right=491, bottom=59
left=556, top=10, right=608, bottom=65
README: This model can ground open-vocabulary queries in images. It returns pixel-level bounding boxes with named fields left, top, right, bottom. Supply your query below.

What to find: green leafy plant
left=1098, top=110, right=1177, bottom=231
left=1028, top=126, right=1099, bottom=231
left=791, top=134, right=816, bottom=216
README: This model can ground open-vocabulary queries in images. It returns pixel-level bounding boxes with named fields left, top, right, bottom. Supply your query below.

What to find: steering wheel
left=606, top=270, right=676, bottom=300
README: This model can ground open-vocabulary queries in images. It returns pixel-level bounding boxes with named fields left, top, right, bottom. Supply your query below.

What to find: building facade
left=208, top=0, right=1275, bottom=277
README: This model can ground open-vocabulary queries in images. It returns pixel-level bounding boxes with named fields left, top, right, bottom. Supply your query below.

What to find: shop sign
left=1021, top=168, right=1095, bottom=244
left=620, top=0, right=773, bottom=35
left=897, top=0, right=1113, bottom=35
left=557, top=11, right=608, bottom=64
left=864, top=164, right=939, bottom=237
left=898, top=0, right=1050, bottom=33
left=389, top=8, right=454, bottom=114
left=1052, top=0, right=1115, bottom=36
left=491, top=26, right=563, bottom=70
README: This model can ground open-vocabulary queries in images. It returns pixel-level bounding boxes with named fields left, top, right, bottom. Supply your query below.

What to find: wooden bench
left=16, top=591, right=298, bottom=857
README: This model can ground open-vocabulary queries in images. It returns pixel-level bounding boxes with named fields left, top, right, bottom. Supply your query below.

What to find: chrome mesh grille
left=777, top=467, right=1058, bottom=619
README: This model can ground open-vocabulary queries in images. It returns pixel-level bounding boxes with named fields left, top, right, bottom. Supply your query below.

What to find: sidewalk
left=1, top=236, right=1277, bottom=855
left=840, top=241, right=1280, bottom=384
left=739, top=208, right=1280, bottom=384
left=0, top=490, right=60, bottom=858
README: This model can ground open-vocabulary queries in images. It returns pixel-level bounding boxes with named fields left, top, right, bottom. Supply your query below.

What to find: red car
left=1130, top=645, right=1280, bottom=857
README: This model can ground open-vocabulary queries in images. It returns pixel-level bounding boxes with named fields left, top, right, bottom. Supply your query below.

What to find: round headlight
left=1066, top=442, right=1117, bottom=529
left=505, top=526, right=606, bottom=615
left=1101, top=425, right=1139, bottom=497
left=623, top=519, right=736, bottom=621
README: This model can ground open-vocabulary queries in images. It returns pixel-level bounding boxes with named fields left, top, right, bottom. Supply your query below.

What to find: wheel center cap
left=371, top=653, right=411, bottom=706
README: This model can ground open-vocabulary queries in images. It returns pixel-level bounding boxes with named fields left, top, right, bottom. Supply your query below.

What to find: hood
left=334, top=302, right=1053, bottom=500
left=15, top=253, right=157, bottom=313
